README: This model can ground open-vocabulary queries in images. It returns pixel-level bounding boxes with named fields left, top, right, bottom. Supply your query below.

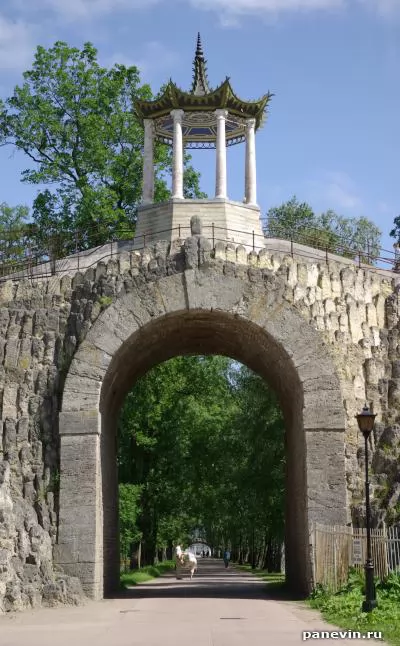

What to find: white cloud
left=0, top=15, right=38, bottom=72
left=9, top=0, right=400, bottom=23
left=191, top=0, right=345, bottom=17
left=357, top=0, right=400, bottom=18
left=24, top=0, right=160, bottom=20
left=308, top=171, right=363, bottom=212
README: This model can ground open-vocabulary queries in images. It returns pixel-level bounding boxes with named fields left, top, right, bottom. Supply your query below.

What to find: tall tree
left=266, top=196, right=381, bottom=263
left=117, top=356, right=286, bottom=570
left=0, top=41, right=205, bottom=253
left=0, top=202, right=30, bottom=269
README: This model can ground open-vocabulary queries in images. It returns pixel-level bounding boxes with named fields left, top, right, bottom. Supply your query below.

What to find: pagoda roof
left=134, top=34, right=273, bottom=148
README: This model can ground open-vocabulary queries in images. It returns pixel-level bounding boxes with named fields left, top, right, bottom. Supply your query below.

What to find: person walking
left=223, top=548, right=231, bottom=568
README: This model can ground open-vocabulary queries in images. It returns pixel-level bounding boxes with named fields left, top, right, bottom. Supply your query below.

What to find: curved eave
left=134, top=79, right=273, bottom=130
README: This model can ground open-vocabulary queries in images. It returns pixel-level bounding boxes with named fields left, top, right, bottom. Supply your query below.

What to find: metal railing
left=0, top=221, right=397, bottom=283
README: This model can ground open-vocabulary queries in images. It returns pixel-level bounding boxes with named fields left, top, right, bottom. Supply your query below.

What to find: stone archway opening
left=57, top=266, right=347, bottom=603
left=97, top=309, right=336, bottom=597
left=115, top=352, right=287, bottom=588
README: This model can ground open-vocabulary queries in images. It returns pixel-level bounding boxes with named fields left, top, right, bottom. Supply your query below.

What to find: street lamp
left=355, top=404, right=377, bottom=612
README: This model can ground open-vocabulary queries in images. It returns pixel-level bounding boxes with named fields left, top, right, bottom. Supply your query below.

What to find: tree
left=390, top=216, right=400, bottom=247
left=119, top=483, right=143, bottom=571
left=266, top=197, right=381, bottom=263
left=0, top=41, right=205, bottom=253
left=117, top=356, right=286, bottom=571
left=266, top=196, right=315, bottom=239
left=0, top=202, right=30, bottom=269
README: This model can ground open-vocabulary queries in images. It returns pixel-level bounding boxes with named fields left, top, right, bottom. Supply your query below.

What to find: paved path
left=0, top=559, right=381, bottom=645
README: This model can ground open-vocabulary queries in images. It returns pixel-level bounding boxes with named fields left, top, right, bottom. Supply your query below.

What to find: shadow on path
left=114, top=559, right=304, bottom=602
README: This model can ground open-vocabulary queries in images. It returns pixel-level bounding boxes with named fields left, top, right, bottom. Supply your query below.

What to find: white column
left=245, top=117, right=257, bottom=206
left=171, top=109, right=185, bottom=199
left=215, top=109, right=228, bottom=199
left=143, top=119, right=154, bottom=205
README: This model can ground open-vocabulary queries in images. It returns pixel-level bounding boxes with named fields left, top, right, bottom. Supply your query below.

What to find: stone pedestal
left=134, top=199, right=265, bottom=252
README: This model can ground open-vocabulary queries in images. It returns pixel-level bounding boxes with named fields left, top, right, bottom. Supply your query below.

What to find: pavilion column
left=244, top=117, right=257, bottom=206
left=215, top=109, right=228, bottom=199
left=171, top=109, right=185, bottom=199
left=143, top=119, right=154, bottom=205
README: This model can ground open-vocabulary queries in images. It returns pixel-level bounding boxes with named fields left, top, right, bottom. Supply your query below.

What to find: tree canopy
left=0, top=41, right=205, bottom=254
left=266, top=196, right=381, bottom=263
left=118, top=356, right=285, bottom=571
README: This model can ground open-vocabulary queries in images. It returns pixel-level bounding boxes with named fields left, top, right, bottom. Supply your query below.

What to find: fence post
left=325, top=246, right=329, bottom=264
left=333, top=526, right=337, bottom=592
left=178, top=224, right=181, bottom=238
left=309, top=521, right=316, bottom=590
left=358, top=250, right=362, bottom=268
left=252, top=230, right=255, bottom=252
left=290, top=237, right=294, bottom=258
left=212, top=223, right=215, bottom=248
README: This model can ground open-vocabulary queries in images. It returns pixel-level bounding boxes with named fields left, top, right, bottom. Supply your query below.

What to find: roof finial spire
left=191, top=32, right=211, bottom=96
left=196, top=32, right=203, bottom=57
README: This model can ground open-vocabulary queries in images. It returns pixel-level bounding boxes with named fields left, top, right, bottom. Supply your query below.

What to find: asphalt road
left=0, top=559, right=383, bottom=645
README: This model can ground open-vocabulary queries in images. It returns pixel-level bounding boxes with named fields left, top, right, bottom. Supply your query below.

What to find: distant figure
left=202, top=550, right=205, bottom=557
left=223, top=549, right=231, bottom=568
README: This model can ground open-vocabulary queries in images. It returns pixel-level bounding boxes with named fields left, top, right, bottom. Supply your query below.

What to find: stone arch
left=55, top=268, right=347, bottom=599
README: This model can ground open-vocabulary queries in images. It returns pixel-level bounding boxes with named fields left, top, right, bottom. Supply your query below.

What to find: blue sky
left=0, top=0, right=399, bottom=254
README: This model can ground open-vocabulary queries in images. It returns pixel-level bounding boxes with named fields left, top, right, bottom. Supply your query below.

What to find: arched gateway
left=55, top=255, right=347, bottom=598
left=54, top=33, right=349, bottom=600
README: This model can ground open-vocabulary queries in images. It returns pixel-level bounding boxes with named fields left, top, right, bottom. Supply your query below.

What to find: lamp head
left=356, top=404, right=376, bottom=438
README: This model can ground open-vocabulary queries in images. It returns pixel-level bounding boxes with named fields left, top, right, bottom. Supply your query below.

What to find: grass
left=307, top=569, right=400, bottom=646
left=120, top=560, right=176, bottom=587
left=235, top=563, right=287, bottom=594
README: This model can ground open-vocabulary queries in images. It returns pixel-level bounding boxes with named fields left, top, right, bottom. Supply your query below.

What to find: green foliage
left=120, top=560, right=175, bottom=587
left=117, top=356, right=285, bottom=568
left=308, top=570, right=400, bottom=645
left=97, top=295, right=113, bottom=309
left=0, top=41, right=205, bottom=253
left=390, top=216, right=400, bottom=245
left=0, top=202, right=30, bottom=269
left=119, top=483, right=143, bottom=568
left=266, top=196, right=381, bottom=263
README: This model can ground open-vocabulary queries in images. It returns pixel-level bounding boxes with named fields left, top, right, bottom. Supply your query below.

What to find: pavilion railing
left=0, top=221, right=397, bottom=283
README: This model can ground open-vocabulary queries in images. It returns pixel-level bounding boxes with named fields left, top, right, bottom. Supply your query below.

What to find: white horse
left=174, top=545, right=197, bottom=580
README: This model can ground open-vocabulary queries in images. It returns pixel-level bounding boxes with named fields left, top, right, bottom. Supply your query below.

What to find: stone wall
left=0, top=232, right=399, bottom=611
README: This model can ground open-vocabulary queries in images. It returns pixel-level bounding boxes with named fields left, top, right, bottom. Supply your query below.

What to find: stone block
left=59, top=410, right=100, bottom=435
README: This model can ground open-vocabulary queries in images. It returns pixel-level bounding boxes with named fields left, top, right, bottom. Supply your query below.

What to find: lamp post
left=355, top=404, right=377, bottom=612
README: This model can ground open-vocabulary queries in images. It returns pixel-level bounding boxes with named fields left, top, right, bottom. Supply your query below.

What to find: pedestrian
left=223, top=548, right=230, bottom=568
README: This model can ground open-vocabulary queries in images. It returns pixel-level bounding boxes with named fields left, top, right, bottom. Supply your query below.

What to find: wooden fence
left=310, top=523, right=400, bottom=592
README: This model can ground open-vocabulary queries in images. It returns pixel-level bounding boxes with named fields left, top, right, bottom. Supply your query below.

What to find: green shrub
left=308, top=570, right=400, bottom=646
left=120, top=560, right=175, bottom=587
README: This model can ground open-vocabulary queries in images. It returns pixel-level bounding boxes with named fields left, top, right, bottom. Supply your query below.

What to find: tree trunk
left=167, top=539, right=173, bottom=560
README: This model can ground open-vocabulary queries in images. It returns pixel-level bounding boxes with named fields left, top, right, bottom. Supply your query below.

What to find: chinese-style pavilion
left=134, top=34, right=273, bottom=249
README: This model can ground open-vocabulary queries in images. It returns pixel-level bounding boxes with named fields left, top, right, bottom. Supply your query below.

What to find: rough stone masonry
left=0, top=224, right=400, bottom=611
